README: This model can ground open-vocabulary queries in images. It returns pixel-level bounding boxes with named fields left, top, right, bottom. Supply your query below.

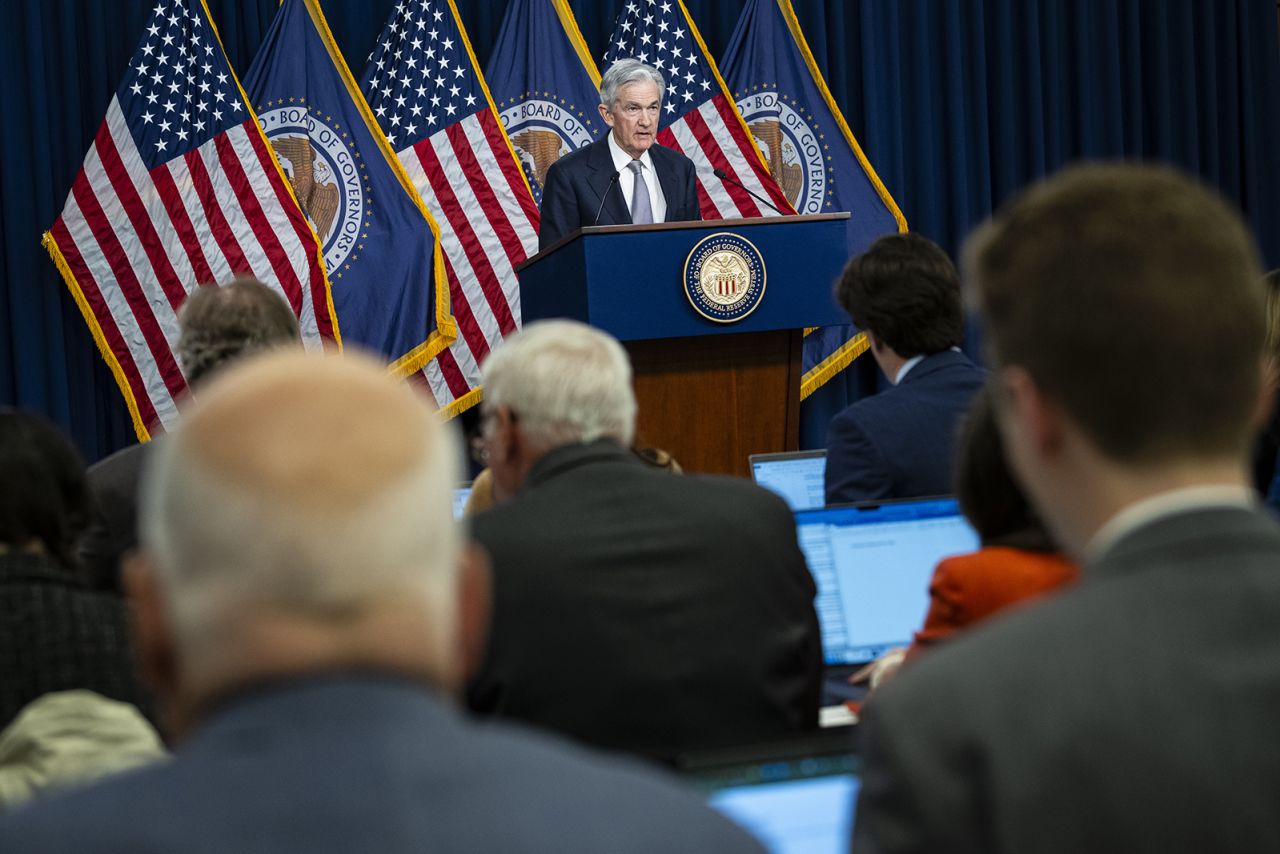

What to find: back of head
left=835, top=232, right=964, bottom=357
left=966, top=164, right=1266, bottom=465
left=140, top=350, right=461, bottom=682
left=480, top=319, right=637, bottom=450
left=0, top=411, right=89, bottom=569
left=954, top=385, right=1047, bottom=546
left=177, top=278, right=301, bottom=388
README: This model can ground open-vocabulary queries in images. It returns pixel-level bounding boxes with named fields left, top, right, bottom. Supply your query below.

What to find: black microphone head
left=713, top=168, right=729, bottom=180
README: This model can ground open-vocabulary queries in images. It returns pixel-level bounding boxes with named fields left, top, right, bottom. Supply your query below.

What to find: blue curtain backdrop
left=3, top=0, right=1278, bottom=461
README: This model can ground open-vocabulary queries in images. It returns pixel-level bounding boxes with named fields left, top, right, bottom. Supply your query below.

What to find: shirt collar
left=894, top=355, right=926, bottom=385
left=607, top=132, right=654, bottom=174
left=1085, top=484, right=1257, bottom=562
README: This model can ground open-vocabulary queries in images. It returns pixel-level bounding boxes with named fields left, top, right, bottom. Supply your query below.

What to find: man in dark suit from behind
left=467, top=319, right=822, bottom=760
left=0, top=349, right=763, bottom=853
left=536, top=58, right=701, bottom=250
left=852, top=165, right=1280, bottom=854
left=824, top=234, right=986, bottom=505
left=80, top=278, right=300, bottom=593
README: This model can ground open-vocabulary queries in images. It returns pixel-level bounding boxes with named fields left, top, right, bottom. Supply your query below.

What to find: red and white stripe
left=47, top=96, right=335, bottom=436
left=660, top=94, right=796, bottom=221
left=396, top=108, right=540, bottom=411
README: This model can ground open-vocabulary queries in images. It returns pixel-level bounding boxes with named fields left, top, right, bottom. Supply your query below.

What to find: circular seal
left=683, top=232, right=767, bottom=324
left=735, top=90, right=831, bottom=215
left=498, top=98, right=596, bottom=205
left=257, top=106, right=367, bottom=272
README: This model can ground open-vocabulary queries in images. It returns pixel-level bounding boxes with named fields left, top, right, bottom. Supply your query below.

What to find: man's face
left=599, top=79, right=662, bottom=159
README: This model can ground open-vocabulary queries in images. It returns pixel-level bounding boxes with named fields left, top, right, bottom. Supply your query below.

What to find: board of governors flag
left=722, top=0, right=907, bottom=396
left=602, top=0, right=795, bottom=221
left=242, top=0, right=455, bottom=376
left=42, top=0, right=337, bottom=441
left=361, top=0, right=540, bottom=416
left=485, top=0, right=608, bottom=208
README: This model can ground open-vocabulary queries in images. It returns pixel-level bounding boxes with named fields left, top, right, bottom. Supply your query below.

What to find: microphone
left=713, top=168, right=787, bottom=216
left=593, top=171, right=621, bottom=226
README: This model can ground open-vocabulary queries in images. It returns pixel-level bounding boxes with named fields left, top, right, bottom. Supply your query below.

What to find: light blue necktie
left=628, top=160, right=653, bottom=225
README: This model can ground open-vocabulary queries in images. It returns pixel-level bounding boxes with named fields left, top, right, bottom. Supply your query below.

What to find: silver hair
left=599, top=58, right=665, bottom=109
left=480, top=320, right=637, bottom=449
left=139, top=392, right=463, bottom=667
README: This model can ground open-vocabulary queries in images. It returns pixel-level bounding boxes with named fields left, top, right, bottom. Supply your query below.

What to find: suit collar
left=898, top=348, right=975, bottom=385
left=523, top=438, right=637, bottom=491
left=1087, top=503, right=1280, bottom=579
left=647, top=142, right=683, bottom=215
left=586, top=137, right=630, bottom=225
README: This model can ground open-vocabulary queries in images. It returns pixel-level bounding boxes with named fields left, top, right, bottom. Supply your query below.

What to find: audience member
left=1252, top=269, right=1280, bottom=508
left=80, top=278, right=301, bottom=593
left=852, top=165, right=1280, bottom=853
left=467, top=320, right=822, bottom=760
left=824, top=233, right=986, bottom=504
left=0, top=351, right=762, bottom=853
left=0, top=411, right=150, bottom=732
left=852, top=385, right=1078, bottom=692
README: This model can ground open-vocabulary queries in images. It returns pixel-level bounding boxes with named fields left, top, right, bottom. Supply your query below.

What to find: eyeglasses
left=469, top=434, right=489, bottom=466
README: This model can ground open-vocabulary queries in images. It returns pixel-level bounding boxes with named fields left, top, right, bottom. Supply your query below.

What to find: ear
left=998, top=366, right=1066, bottom=459
left=123, top=552, right=181, bottom=731
left=597, top=102, right=614, bottom=128
left=456, top=542, right=492, bottom=686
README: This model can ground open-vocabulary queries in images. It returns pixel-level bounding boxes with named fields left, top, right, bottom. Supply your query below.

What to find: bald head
left=139, top=350, right=463, bottom=700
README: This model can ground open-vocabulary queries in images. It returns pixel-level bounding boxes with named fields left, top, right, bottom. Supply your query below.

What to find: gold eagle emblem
left=748, top=119, right=803, bottom=208
left=270, top=136, right=340, bottom=240
left=511, top=129, right=566, bottom=190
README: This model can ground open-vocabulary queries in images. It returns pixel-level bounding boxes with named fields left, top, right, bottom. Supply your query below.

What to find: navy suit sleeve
left=538, top=159, right=576, bottom=250
left=824, top=412, right=893, bottom=504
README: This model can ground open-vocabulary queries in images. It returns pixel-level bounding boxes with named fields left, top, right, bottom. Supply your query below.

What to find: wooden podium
left=516, top=214, right=849, bottom=476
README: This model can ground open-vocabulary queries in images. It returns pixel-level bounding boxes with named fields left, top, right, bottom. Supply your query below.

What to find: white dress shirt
left=607, top=133, right=667, bottom=223
left=1085, top=484, right=1257, bottom=562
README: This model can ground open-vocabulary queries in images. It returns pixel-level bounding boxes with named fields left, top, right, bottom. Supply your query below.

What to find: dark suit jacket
left=467, top=440, right=823, bottom=760
left=537, top=136, right=701, bottom=249
left=825, top=349, right=986, bottom=505
left=80, top=441, right=152, bottom=594
left=0, top=675, right=762, bottom=852
left=852, top=504, right=1280, bottom=854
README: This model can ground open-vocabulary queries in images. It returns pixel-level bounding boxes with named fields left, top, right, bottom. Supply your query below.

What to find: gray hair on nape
left=600, top=58, right=666, bottom=108
left=480, top=319, right=637, bottom=451
left=139, top=409, right=464, bottom=671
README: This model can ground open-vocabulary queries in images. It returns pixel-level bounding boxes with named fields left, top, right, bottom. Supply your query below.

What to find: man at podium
left=537, top=59, right=701, bottom=250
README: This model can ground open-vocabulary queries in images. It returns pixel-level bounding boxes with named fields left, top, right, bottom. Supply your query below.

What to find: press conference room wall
left=3, top=0, right=1278, bottom=462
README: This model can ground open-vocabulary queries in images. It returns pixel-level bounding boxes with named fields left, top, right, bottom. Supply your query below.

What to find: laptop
left=452, top=483, right=473, bottom=520
left=749, top=450, right=827, bottom=511
left=794, top=497, right=979, bottom=701
left=680, top=731, right=860, bottom=854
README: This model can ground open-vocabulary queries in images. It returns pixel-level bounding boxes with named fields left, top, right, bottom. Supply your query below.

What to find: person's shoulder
left=86, top=441, right=151, bottom=489
left=435, top=718, right=764, bottom=852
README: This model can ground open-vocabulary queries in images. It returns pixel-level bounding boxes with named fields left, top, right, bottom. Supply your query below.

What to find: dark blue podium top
left=516, top=214, right=851, bottom=342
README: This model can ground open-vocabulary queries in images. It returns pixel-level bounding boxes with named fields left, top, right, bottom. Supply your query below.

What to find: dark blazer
left=467, top=440, right=823, bottom=760
left=825, top=349, right=986, bottom=505
left=0, top=552, right=150, bottom=730
left=80, top=441, right=152, bottom=594
left=852, top=504, right=1280, bottom=854
left=537, top=136, right=701, bottom=250
left=0, top=675, right=762, bottom=852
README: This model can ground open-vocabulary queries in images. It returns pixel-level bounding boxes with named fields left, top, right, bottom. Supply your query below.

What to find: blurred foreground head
left=132, top=350, right=477, bottom=736
left=965, top=164, right=1266, bottom=553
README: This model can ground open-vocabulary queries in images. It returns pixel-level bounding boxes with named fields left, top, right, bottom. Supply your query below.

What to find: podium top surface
left=517, top=213, right=851, bottom=272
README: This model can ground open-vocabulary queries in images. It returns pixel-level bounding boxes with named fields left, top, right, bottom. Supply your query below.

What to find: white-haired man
left=537, top=58, right=701, bottom=249
left=467, top=320, right=822, bottom=760
left=0, top=350, right=764, bottom=853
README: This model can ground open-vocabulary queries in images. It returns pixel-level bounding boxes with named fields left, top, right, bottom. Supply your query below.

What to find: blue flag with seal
left=721, top=0, right=906, bottom=401
left=242, top=0, right=454, bottom=375
left=484, top=0, right=608, bottom=207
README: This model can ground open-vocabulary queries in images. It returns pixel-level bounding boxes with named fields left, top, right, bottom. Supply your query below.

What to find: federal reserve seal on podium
left=682, top=232, right=767, bottom=323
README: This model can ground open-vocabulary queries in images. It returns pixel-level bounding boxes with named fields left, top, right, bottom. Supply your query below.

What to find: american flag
left=603, top=0, right=796, bottom=220
left=361, top=0, right=540, bottom=416
left=42, top=0, right=337, bottom=440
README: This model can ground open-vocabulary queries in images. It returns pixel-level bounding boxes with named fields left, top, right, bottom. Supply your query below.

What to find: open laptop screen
left=749, top=450, right=827, bottom=511
left=682, top=734, right=859, bottom=854
left=452, top=485, right=472, bottom=520
left=795, top=497, right=979, bottom=666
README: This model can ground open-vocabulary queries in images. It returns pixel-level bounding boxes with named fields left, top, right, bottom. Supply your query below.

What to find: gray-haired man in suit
left=852, top=165, right=1280, bottom=853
